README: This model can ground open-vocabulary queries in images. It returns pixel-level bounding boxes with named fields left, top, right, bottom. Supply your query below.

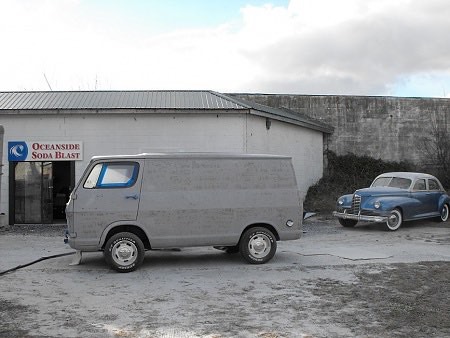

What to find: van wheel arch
left=103, top=225, right=151, bottom=250
left=240, top=223, right=280, bottom=242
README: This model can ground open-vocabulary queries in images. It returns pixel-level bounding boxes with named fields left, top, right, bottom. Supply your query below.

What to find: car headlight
left=338, top=198, right=344, bottom=205
left=374, top=201, right=381, bottom=209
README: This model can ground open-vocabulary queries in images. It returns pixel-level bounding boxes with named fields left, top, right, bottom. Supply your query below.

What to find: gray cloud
left=241, top=0, right=450, bottom=95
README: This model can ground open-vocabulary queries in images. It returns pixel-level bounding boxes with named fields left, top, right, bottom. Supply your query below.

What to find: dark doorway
left=9, top=161, right=75, bottom=224
left=52, top=162, right=74, bottom=222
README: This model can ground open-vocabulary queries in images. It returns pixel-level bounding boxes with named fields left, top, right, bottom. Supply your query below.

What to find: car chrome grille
left=350, top=194, right=361, bottom=214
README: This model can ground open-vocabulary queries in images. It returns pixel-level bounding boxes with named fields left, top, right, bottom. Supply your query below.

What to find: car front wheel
left=439, top=204, right=449, bottom=222
left=385, top=209, right=402, bottom=231
left=338, top=219, right=358, bottom=227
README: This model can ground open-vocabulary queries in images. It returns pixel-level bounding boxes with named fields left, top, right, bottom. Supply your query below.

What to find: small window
left=413, top=179, right=426, bottom=191
left=428, top=179, right=440, bottom=191
left=84, top=162, right=139, bottom=189
left=84, top=164, right=103, bottom=188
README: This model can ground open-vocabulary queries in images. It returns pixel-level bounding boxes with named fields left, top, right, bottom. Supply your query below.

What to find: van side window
left=83, top=162, right=139, bottom=189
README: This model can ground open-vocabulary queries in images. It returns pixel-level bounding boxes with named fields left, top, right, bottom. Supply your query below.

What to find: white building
left=0, top=90, right=332, bottom=225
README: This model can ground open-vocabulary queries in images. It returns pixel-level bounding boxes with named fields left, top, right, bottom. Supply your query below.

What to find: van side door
left=71, top=160, right=143, bottom=248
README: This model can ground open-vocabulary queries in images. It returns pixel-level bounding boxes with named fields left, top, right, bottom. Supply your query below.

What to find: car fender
left=362, top=196, right=419, bottom=218
left=337, top=194, right=353, bottom=208
left=438, top=194, right=450, bottom=210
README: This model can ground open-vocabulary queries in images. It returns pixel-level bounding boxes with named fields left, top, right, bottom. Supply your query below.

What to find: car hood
left=354, top=187, right=408, bottom=197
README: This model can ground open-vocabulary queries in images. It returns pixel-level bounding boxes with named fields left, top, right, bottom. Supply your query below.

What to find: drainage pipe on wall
left=0, top=125, right=5, bottom=228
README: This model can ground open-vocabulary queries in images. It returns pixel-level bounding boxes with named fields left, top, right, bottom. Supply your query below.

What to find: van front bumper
left=332, top=211, right=388, bottom=223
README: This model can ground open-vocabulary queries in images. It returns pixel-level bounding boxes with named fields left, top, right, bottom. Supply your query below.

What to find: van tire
left=104, top=232, right=145, bottom=272
left=239, top=227, right=277, bottom=264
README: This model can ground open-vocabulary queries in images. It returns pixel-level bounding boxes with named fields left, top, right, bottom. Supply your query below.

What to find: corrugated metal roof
left=0, top=90, right=247, bottom=110
left=0, top=89, right=333, bottom=133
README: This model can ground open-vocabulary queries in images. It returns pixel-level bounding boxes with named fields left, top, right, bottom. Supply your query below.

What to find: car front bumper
left=332, top=211, right=388, bottom=223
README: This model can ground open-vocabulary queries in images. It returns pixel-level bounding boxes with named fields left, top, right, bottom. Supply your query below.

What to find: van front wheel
left=104, top=232, right=145, bottom=272
left=239, top=227, right=277, bottom=264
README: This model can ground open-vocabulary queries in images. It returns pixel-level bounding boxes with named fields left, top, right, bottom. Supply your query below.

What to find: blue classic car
left=333, top=172, right=450, bottom=231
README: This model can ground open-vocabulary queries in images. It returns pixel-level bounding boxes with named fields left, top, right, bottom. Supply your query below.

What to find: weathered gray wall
left=232, top=94, right=450, bottom=166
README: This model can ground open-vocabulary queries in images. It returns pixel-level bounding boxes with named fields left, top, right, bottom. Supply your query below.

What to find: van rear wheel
left=239, top=227, right=276, bottom=264
left=104, top=232, right=145, bottom=272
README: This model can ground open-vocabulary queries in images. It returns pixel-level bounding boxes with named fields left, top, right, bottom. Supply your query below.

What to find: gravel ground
left=0, top=223, right=67, bottom=237
left=1, top=217, right=449, bottom=337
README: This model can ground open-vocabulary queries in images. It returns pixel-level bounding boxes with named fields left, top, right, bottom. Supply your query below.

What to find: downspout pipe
left=0, top=125, right=6, bottom=228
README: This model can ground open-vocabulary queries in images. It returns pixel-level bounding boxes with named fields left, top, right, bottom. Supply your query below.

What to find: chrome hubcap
left=388, top=214, right=398, bottom=225
left=112, top=240, right=137, bottom=266
left=387, top=211, right=401, bottom=230
left=248, top=234, right=271, bottom=258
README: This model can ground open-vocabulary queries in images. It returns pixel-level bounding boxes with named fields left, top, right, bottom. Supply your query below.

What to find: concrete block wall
left=0, top=112, right=245, bottom=213
left=0, top=110, right=324, bottom=214
left=245, top=114, right=324, bottom=197
left=233, top=94, right=450, bottom=166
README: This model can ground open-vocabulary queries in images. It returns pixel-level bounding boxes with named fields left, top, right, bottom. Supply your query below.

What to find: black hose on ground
left=0, top=252, right=75, bottom=276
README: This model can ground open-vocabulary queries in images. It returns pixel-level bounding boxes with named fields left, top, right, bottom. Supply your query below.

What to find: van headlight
left=374, top=201, right=381, bottom=209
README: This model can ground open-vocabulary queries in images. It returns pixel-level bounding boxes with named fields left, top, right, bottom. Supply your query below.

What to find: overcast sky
left=1, top=0, right=449, bottom=97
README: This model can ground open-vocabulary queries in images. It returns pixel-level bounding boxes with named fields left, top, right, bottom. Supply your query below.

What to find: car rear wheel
left=104, top=232, right=145, bottom=272
left=439, top=204, right=449, bottom=222
left=385, top=209, right=402, bottom=231
left=338, top=219, right=358, bottom=227
left=239, top=227, right=277, bottom=264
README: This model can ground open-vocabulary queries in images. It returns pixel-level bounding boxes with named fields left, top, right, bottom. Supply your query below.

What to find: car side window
left=413, top=179, right=426, bottom=191
left=371, top=177, right=392, bottom=187
left=84, top=162, right=139, bottom=189
left=428, top=179, right=440, bottom=191
left=390, top=177, right=411, bottom=189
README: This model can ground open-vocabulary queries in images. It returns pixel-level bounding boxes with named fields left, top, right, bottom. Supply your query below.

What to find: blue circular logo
left=8, top=142, right=28, bottom=161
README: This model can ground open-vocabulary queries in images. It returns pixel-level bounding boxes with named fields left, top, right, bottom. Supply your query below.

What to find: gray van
left=65, top=153, right=302, bottom=272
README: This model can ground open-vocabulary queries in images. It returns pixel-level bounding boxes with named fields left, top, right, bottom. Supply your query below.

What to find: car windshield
left=371, top=177, right=412, bottom=189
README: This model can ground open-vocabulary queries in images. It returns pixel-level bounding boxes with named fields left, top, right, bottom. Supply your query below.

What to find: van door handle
left=125, top=194, right=139, bottom=200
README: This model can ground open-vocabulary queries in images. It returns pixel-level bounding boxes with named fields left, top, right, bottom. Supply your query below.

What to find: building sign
left=8, top=141, right=83, bottom=161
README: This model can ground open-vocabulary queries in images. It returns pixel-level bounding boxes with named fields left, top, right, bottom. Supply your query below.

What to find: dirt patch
left=0, top=299, right=35, bottom=338
left=1, top=262, right=449, bottom=337
left=309, top=261, right=450, bottom=337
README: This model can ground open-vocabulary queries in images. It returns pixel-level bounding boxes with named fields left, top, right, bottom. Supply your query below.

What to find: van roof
left=91, top=152, right=291, bottom=161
